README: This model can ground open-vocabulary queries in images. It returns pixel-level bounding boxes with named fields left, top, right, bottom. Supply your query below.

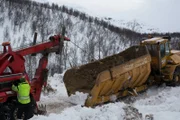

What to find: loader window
left=165, top=42, right=170, bottom=55
left=146, top=45, right=158, bottom=57
left=160, top=44, right=165, bottom=58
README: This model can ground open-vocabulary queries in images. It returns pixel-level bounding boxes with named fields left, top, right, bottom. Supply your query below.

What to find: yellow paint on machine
left=63, top=46, right=151, bottom=107
left=85, top=55, right=151, bottom=106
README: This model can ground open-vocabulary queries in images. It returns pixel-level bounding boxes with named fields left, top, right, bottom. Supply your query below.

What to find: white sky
left=38, top=0, right=180, bottom=32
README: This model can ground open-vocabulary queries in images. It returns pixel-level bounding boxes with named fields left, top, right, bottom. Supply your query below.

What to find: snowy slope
left=30, top=73, right=180, bottom=120
left=102, top=18, right=160, bottom=33
left=34, top=0, right=159, bottom=33
left=0, top=0, right=130, bottom=70
left=135, top=86, right=180, bottom=120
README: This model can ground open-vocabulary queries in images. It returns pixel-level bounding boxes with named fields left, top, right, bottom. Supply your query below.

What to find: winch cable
left=68, top=40, right=99, bottom=61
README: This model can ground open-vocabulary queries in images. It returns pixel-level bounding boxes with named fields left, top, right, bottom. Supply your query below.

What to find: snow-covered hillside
left=0, top=0, right=134, bottom=76
left=102, top=18, right=160, bottom=33
left=34, top=0, right=160, bottom=33
left=30, top=73, right=180, bottom=120
left=34, top=0, right=180, bottom=33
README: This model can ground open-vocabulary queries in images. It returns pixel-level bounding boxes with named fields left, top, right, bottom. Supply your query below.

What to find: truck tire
left=3, top=97, right=36, bottom=120
left=10, top=103, right=35, bottom=120
left=0, top=104, right=17, bottom=120
left=0, top=105, right=11, bottom=120
left=11, top=107, right=18, bottom=120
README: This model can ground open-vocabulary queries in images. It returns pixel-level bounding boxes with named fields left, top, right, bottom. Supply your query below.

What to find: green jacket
left=12, top=81, right=31, bottom=104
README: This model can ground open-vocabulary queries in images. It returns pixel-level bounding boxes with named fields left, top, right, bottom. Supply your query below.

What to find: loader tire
left=172, top=74, right=180, bottom=86
left=172, top=67, right=180, bottom=86
left=165, top=67, right=180, bottom=87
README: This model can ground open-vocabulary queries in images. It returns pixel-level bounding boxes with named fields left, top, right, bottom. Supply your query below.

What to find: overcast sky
left=38, top=0, right=180, bottom=32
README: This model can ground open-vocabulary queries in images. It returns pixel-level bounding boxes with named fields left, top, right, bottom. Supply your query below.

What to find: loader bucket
left=63, top=45, right=151, bottom=106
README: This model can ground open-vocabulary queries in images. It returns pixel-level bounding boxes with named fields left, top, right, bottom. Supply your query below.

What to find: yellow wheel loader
left=64, top=36, right=180, bottom=107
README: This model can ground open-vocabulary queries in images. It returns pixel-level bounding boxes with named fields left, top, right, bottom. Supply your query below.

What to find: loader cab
left=141, top=37, right=171, bottom=74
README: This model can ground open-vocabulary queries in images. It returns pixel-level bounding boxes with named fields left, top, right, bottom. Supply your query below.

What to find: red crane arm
left=0, top=73, right=22, bottom=82
left=16, top=35, right=70, bottom=56
left=15, top=34, right=70, bottom=101
left=0, top=54, right=12, bottom=74
left=0, top=33, right=70, bottom=104
left=30, top=56, right=48, bottom=101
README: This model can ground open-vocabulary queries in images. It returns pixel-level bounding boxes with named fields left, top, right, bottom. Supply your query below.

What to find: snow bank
left=31, top=74, right=180, bottom=120
left=32, top=103, right=125, bottom=120
left=134, top=86, right=180, bottom=120
left=31, top=73, right=126, bottom=120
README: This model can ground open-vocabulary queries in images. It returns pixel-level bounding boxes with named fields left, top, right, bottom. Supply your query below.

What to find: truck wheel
left=12, top=104, right=35, bottom=120
left=3, top=103, right=19, bottom=120
left=0, top=105, right=11, bottom=120
left=9, top=105, right=18, bottom=120
left=3, top=96, right=36, bottom=120
left=0, top=105, right=17, bottom=120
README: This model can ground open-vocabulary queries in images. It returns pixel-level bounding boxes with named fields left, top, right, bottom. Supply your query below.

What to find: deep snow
left=30, top=73, right=180, bottom=120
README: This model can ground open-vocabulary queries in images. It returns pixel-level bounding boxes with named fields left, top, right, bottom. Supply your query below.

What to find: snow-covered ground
left=30, top=73, right=180, bottom=120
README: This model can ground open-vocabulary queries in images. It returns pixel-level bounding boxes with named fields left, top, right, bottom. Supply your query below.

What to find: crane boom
left=0, top=33, right=70, bottom=118
left=16, top=35, right=70, bottom=56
